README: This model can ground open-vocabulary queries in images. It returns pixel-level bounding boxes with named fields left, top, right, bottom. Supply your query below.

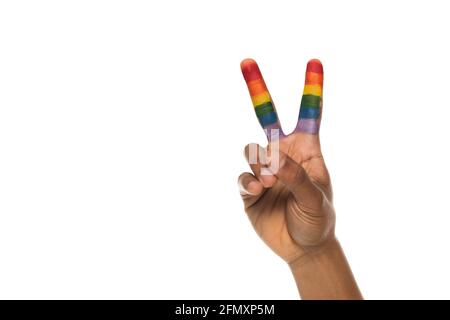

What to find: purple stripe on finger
left=296, top=119, right=320, bottom=134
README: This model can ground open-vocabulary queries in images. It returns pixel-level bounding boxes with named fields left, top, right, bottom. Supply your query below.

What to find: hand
left=238, top=58, right=335, bottom=265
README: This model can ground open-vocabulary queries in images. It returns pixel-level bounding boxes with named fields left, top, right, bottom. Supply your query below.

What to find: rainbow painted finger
left=241, top=59, right=280, bottom=133
left=296, top=59, right=323, bottom=134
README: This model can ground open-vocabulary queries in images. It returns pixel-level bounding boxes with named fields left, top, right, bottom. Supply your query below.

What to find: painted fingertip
left=241, top=58, right=262, bottom=83
left=306, top=59, right=323, bottom=74
left=240, top=58, right=257, bottom=70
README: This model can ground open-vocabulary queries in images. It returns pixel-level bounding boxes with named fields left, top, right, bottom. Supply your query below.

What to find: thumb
left=268, top=150, right=323, bottom=211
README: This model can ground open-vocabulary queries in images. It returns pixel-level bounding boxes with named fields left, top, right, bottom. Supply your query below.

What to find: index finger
left=241, top=59, right=282, bottom=139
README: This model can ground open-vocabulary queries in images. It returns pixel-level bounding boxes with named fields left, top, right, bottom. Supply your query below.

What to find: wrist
left=288, top=236, right=363, bottom=299
left=288, top=236, right=339, bottom=271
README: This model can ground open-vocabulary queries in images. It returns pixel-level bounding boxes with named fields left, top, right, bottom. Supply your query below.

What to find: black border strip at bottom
left=0, top=300, right=446, bottom=319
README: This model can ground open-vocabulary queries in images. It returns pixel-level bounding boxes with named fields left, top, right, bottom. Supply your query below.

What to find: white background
left=1, top=1, right=450, bottom=299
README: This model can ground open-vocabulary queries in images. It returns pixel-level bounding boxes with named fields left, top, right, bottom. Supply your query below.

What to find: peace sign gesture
left=239, top=58, right=334, bottom=261
left=238, top=59, right=361, bottom=299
